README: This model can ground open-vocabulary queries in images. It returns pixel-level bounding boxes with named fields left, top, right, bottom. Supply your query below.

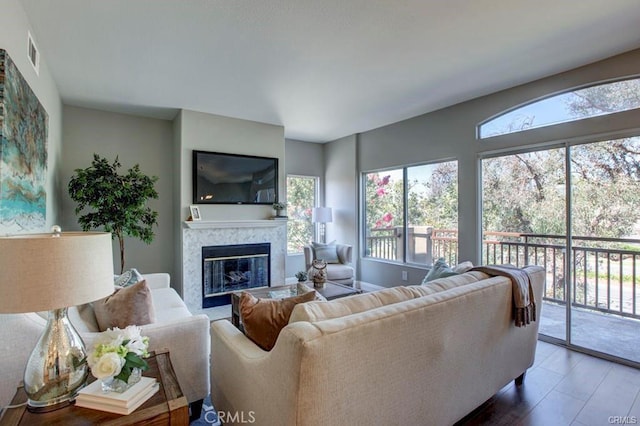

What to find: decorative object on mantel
left=311, top=258, right=328, bottom=288
left=295, top=271, right=308, bottom=282
left=272, top=201, right=288, bottom=219
left=68, top=154, right=159, bottom=273
left=189, top=205, right=202, bottom=221
left=86, top=325, right=150, bottom=393
left=0, top=49, right=49, bottom=234
left=312, top=207, right=332, bottom=243
left=0, top=227, right=114, bottom=412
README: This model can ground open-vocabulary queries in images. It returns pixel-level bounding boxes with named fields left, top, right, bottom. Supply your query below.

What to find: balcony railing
left=366, top=227, right=640, bottom=320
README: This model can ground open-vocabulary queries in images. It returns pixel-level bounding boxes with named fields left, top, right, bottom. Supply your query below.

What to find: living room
left=2, top=1, right=640, bottom=424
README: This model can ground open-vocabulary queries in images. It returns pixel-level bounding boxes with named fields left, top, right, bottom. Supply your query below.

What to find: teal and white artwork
left=0, top=49, right=48, bottom=233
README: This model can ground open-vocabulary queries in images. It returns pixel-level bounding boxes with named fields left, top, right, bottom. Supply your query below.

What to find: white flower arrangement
left=87, top=325, right=150, bottom=383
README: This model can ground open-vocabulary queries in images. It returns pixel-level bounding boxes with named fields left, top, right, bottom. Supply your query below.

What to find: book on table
left=75, top=376, right=159, bottom=415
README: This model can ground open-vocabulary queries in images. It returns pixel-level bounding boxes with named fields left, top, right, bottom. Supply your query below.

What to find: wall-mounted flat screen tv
left=193, top=150, right=278, bottom=204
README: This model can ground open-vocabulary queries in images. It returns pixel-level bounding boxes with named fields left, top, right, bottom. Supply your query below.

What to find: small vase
left=100, top=368, right=142, bottom=393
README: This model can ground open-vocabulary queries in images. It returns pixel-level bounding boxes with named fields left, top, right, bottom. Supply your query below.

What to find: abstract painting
left=0, top=49, right=48, bottom=233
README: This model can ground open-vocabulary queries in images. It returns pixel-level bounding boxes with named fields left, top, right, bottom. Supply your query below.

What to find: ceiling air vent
left=27, top=31, right=39, bottom=75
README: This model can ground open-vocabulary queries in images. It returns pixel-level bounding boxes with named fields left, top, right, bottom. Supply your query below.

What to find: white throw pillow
left=453, top=261, right=474, bottom=274
left=311, top=241, right=340, bottom=263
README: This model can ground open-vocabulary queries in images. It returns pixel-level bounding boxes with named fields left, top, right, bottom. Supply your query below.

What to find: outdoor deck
left=540, top=301, right=640, bottom=364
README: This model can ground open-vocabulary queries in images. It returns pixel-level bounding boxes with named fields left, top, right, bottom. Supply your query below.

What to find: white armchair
left=0, top=273, right=210, bottom=415
left=304, top=243, right=355, bottom=286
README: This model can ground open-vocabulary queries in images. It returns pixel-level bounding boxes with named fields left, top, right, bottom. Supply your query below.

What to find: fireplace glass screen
left=202, top=243, right=270, bottom=307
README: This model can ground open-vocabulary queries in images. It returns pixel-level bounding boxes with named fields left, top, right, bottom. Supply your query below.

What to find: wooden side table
left=0, top=350, right=188, bottom=426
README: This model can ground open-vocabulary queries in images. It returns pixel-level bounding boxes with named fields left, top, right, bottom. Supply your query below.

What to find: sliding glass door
left=567, top=137, right=640, bottom=362
left=481, top=147, right=567, bottom=341
left=481, top=138, right=640, bottom=364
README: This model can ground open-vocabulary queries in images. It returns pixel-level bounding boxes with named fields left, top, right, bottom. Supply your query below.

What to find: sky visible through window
left=479, top=78, right=640, bottom=138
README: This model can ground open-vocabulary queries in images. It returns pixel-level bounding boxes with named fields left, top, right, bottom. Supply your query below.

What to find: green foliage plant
left=68, top=154, right=159, bottom=273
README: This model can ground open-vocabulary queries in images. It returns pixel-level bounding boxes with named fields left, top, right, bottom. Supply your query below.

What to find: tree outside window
left=364, top=161, right=458, bottom=265
left=286, top=175, right=317, bottom=253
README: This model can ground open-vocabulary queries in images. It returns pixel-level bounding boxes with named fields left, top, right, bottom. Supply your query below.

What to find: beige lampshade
left=0, top=231, right=114, bottom=313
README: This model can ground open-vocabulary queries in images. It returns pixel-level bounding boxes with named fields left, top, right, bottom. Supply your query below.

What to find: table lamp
left=312, top=207, right=333, bottom=243
left=0, top=227, right=114, bottom=412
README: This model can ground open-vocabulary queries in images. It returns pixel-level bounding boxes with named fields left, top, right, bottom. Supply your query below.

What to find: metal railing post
left=426, top=227, right=433, bottom=265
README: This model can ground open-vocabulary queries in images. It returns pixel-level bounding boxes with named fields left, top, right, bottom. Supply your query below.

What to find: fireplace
left=202, top=243, right=270, bottom=307
left=182, top=219, right=286, bottom=316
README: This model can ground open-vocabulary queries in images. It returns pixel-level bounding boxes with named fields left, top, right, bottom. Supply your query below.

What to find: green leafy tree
left=566, top=79, right=640, bottom=117
left=286, top=176, right=315, bottom=252
left=68, top=154, right=159, bottom=273
left=482, top=79, right=640, bottom=243
left=408, top=162, right=458, bottom=230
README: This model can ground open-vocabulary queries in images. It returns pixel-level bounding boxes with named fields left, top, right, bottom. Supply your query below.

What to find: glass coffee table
left=230, top=281, right=362, bottom=329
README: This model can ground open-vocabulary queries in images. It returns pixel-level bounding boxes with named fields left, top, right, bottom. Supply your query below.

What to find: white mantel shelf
left=183, top=219, right=286, bottom=229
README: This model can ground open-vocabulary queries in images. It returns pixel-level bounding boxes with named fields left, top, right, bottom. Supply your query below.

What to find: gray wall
left=176, top=109, right=285, bottom=222
left=284, top=138, right=324, bottom=277
left=61, top=106, right=175, bottom=276
left=0, top=0, right=63, bottom=234
left=174, top=109, right=285, bottom=293
left=325, top=135, right=359, bottom=277
left=355, top=48, right=640, bottom=287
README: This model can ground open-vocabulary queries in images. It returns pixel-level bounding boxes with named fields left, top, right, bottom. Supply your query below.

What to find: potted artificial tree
left=68, top=154, right=159, bottom=273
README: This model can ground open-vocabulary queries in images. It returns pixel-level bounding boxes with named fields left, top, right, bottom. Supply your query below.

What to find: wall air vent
left=27, top=31, right=39, bottom=75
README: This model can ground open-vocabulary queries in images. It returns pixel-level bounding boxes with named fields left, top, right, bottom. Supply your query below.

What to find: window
left=286, top=175, right=318, bottom=254
left=479, top=77, right=640, bottom=139
left=364, top=169, right=404, bottom=261
left=363, top=160, right=458, bottom=265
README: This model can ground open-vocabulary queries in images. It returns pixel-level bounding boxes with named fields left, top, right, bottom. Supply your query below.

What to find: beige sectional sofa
left=0, top=273, right=210, bottom=410
left=210, top=265, right=545, bottom=426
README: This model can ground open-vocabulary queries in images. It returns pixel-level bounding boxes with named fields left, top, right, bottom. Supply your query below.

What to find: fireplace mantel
left=183, top=220, right=286, bottom=229
left=182, top=219, right=286, bottom=316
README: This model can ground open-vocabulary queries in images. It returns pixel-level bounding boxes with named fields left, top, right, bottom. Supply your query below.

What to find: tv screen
left=193, top=150, right=278, bottom=204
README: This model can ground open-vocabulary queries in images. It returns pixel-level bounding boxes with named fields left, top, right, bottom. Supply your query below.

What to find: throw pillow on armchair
left=311, top=241, right=340, bottom=263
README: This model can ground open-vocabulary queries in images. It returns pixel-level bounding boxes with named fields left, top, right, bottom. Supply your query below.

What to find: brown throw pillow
left=93, top=279, right=156, bottom=331
left=240, top=290, right=316, bottom=351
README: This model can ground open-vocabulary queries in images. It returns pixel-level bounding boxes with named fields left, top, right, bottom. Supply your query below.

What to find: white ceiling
left=20, top=0, right=640, bottom=142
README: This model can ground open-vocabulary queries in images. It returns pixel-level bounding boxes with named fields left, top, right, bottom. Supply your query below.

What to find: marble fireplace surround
left=182, top=220, right=287, bottom=316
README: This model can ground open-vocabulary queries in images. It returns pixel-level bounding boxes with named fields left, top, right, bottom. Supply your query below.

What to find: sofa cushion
left=312, top=241, right=340, bottom=264
left=150, top=287, right=193, bottom=324
left=453, top=261, right=474, bottom=274
left=240, top=290, right=316, bottom=351
left=326, top=263, right=354, bottom=280
left=419, top=270, right=488, bottom=293
left=290, top=286, right=422, bottom=323
left=290, top=271, right=491, bottom=324
left=93, top=280, right=156, bottom=331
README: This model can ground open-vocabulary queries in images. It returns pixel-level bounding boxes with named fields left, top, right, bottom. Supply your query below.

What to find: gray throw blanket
left=470, top=264, right=536, bottom=327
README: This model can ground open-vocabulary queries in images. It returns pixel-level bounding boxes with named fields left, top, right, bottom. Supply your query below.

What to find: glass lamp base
left=24, top=308, right=88, bottom=412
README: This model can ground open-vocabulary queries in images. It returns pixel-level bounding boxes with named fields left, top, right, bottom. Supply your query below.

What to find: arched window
left=478, top=77, right=640, bottom=139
